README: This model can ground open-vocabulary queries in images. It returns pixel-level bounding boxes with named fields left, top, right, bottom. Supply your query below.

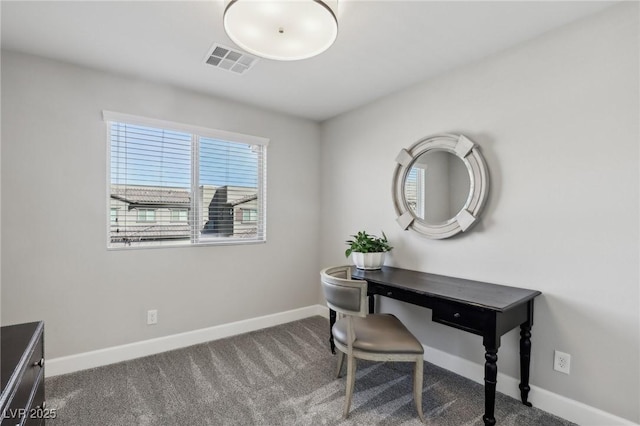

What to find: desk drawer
left=432, top=302, right=489, bottom=335
left=369, top=284, right=433, bottom=308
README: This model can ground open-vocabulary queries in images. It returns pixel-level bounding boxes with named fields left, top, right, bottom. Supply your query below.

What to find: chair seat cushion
left=332, top=314, right=424, bottom=355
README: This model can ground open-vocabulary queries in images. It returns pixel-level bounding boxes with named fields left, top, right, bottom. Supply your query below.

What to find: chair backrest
left=320, top=266, right=368, bottom=318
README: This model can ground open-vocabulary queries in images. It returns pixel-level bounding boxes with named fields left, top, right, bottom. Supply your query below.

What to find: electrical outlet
left=147, top=309, right=158, bottom=325
left=554, top=350, right=571, bottom=374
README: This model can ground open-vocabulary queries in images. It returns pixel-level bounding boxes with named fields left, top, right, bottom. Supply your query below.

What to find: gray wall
left=1, top=51, right=322, bottom=359
left=320, top=3, right=638, bottom=422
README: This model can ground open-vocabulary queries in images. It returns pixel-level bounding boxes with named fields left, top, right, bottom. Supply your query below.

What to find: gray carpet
left=45, top=316, right=574, bottom=425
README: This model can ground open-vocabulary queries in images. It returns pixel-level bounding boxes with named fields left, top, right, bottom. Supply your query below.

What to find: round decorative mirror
left=392, top=134, right=489, bottom=239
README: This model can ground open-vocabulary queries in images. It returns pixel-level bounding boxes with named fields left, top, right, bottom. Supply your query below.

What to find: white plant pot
left=351, top=252, right=386, bottom=270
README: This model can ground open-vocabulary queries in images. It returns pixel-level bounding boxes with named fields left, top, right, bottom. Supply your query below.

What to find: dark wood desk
left=327, top=266, right=541, bottom=426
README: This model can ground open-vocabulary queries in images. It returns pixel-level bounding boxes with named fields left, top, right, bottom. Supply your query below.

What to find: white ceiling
left=1, top=1, right=615, bottom=122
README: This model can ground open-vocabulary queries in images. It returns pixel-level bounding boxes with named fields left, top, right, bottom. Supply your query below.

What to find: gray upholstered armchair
left=320, top=265, right=426, bottom=422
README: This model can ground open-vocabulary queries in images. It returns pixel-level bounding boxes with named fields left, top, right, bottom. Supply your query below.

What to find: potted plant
left=345, top=231, right=393, bottom=270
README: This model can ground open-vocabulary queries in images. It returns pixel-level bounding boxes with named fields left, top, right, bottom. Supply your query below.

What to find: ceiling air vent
left=204, top=43, right=258, bottom=75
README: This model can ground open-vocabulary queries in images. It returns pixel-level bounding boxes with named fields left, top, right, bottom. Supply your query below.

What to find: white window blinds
left=105, top=111, right=268, bottom=248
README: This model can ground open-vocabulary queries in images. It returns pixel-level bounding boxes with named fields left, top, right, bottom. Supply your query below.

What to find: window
left=170, top=209, right=188, bottom=222
left=239, top=208, right=257, bottom=223
left=136, top=209, right=156, bottom=223
left=110, top=208, right=119, bottom=224
left=404, top=166, right=425, bottom=219
left=105, top=111, right=268, bottom=248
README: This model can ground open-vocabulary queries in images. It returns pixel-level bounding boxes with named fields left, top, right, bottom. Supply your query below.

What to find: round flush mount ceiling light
left=223, top=0, right=338, bottom=61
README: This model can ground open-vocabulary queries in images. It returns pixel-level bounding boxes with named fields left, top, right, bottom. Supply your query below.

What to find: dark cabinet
left=1, top=322, right=45, bottom=426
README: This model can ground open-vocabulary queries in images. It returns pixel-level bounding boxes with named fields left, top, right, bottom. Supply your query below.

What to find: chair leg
left=414, top=358, right=425, bottom=423
left=335, top=350, right=345, bottom=378
left=343, top=355, right=357, bottom=418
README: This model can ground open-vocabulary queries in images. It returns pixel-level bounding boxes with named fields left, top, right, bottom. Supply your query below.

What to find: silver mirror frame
left=392, top=134, right=489, bottom=239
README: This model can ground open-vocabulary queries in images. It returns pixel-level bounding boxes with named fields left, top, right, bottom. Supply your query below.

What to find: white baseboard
left=46, top=305, right=635, bottom=426
left=46, top=304, right=329, bottom=377
left=422, top=344, right=638, bottom=426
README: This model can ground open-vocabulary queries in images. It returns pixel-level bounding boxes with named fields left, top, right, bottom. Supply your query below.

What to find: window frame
left=104, top=111, right=269, bottom=250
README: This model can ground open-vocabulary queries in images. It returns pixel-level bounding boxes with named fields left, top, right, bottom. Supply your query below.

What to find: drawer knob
left=33, top=358, right=44, bottom=368
left=453, top=313, right=461, bottom=319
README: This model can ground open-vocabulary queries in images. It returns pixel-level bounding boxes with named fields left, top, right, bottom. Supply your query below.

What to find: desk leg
left=329, top=308, right=336, bottom=354
left=482, top=347, right=498, bottom=426
left=519, top=323, right=533, bottom=407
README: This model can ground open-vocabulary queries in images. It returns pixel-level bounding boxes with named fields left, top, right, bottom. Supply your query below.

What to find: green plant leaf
left=344, top=230, right=393, bottom=254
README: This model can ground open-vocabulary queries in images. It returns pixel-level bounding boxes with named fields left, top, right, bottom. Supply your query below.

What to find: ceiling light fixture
left=223, top=0, right=338, bottom=61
